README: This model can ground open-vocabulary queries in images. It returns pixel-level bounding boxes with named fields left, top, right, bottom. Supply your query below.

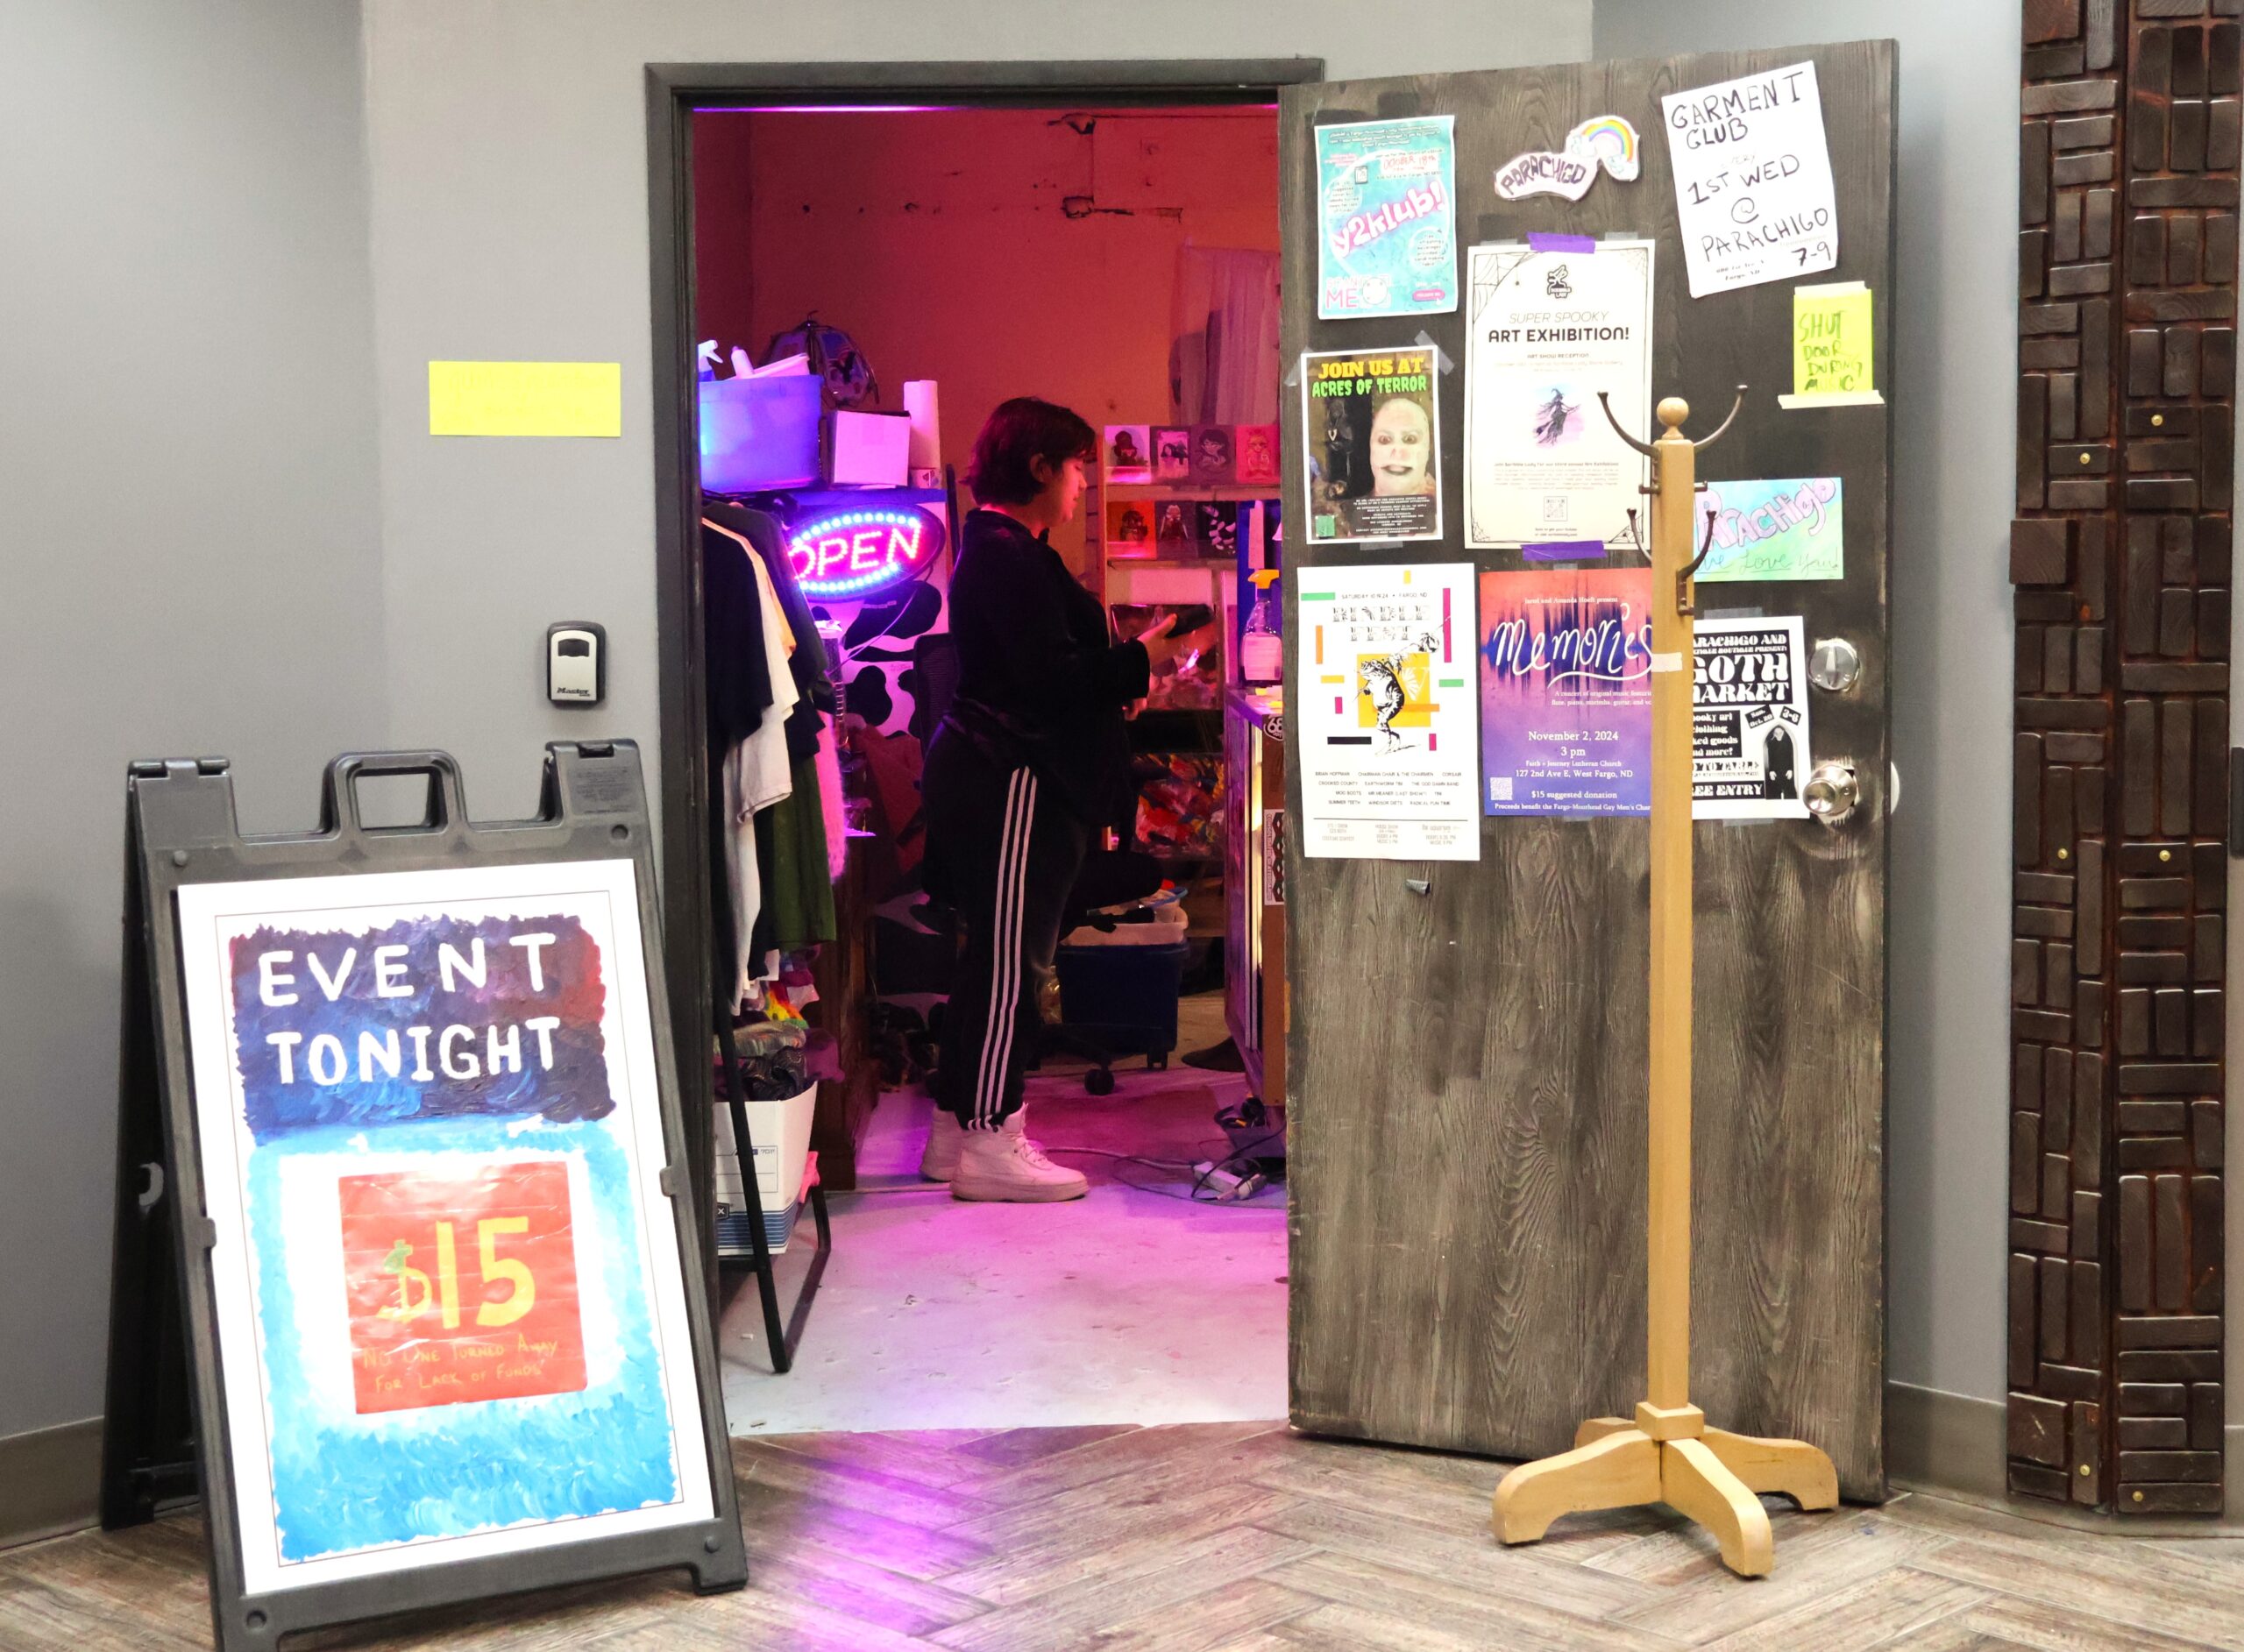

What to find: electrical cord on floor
left=1043, top=1132, right=1285, bottom=1205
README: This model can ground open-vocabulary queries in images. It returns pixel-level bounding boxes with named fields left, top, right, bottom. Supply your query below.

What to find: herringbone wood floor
left=6, top=1423, right=2244, bottom=1650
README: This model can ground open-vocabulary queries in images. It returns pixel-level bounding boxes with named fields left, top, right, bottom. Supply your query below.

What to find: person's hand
left=1138, top=613, right=1186, bottom=670
left=1125, top=697, right=1147, bottom=720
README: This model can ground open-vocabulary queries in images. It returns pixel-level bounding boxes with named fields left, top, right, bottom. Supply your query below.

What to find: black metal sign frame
left=101, top=742, right=747, bottom=1650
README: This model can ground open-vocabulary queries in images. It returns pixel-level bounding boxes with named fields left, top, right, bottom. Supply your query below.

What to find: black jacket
left=941, top=507, right=1150, bottom=825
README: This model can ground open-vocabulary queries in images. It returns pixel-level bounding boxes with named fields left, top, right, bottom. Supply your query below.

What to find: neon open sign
left=785, top=507, right=939, bottom=598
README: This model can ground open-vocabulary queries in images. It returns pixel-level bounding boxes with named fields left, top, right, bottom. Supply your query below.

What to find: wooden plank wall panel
left=2009, top=0, right=2235, bottom=1515
left=1282, top=45, right=1893, bottom=1500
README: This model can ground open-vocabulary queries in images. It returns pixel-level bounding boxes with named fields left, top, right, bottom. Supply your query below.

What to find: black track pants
left=926, top=739, right=1090, bottom=1131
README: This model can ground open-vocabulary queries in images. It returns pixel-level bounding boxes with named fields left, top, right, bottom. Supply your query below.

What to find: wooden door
left=1281, top=42, right=1897, bottom=1500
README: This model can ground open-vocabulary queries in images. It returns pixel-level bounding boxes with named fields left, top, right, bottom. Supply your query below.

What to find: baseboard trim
left=0, top=1418, right=102, bottom=1550
left=1884, top=1379, right=2007, bottom=1501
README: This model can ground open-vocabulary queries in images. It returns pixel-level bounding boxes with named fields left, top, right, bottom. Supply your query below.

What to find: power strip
left=1192, top=1160, right=1269, bottom=1202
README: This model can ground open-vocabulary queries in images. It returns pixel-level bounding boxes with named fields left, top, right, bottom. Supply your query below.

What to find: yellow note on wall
left=428, top=361, right=623, bottom=436
left=1780, top=283, right=1882, bottom=408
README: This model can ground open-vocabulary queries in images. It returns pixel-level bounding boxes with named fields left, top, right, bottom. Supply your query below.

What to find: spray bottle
left=1240, top=569, right=1282, bottom=685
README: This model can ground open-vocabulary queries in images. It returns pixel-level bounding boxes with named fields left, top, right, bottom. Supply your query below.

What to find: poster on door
left=1479, top=567, right=1653, bottom=816
left=1296, top=562, right=1480, bottom=860
left=1301, top=346, right=1444, bottom=544
left=1463, top=239, right=1654, bottom=556
left=1314, top=115, right=1459, bottom=319
left=174, top=861, right=714, bottom=1597
left=1692, top=616, right=1810, bottom=818
left=1660, top=60, right=1838, bottom=297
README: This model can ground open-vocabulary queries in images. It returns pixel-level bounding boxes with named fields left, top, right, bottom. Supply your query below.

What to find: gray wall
left=1594, top=1, right=2020, bottom=1405
left=0, top=1, right=382, bottom=1447
left=0, top=0, right=1596, bottom=1507
left=358, top=0, right=1595, bottom=824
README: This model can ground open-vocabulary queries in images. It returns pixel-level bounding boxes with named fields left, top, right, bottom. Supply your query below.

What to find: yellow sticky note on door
left=428, top=361, right=622, bottom=436
left=1781, top=283, right=1881, bottom=407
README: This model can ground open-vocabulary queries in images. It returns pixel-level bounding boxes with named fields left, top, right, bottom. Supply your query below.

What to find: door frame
left=643, top=57, right=1324, bottom=1272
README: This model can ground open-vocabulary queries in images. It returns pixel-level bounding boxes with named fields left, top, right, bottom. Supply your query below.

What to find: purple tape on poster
left=1523, top=539, right=1608, bottom=562
left=1526, top=232, right=1597, bottom=253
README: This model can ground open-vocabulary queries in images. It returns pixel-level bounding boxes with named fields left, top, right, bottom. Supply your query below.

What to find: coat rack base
left=1494, top=1402, right=1836, bottom=1578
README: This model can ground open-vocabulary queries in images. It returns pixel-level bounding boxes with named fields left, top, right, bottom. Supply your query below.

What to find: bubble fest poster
left=1479, top=568, right=1654, bottom=816
left=174, top=861, right=714, bottom=1598
left=1314, top=115, right=1459, bottom=320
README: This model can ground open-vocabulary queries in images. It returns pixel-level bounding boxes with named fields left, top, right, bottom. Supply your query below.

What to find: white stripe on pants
left=974, top=768, right=1039, bottom=1128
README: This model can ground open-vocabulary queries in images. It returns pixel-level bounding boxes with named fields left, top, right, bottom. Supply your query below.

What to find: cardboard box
left=830, top=409, right=912, bottom=486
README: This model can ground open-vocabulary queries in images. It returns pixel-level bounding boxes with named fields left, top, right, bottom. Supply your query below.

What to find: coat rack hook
left=1596, top=391, right=1659, bottom=458
left=1691, top=384, right=1750, bottom=450
left=1677, top=502, right=1721, bottom=616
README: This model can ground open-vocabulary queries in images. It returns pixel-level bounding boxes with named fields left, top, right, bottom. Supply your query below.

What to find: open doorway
left=648, top=63, right=1313, bottom=1436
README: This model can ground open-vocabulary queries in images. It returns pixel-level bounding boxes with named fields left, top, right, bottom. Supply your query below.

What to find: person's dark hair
left=966, top=397, right=1097, bottom=505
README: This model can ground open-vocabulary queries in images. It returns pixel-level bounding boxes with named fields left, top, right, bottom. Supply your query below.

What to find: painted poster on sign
left=1314, top=116, right=1459, bottom=319
left=1692, top=616, right=1810, bottom=818
left=1694, top=477, right=1844, bottom=582
left=174, top=861, right=714, bottom=1597
left=1463, top=239, right=1654, bottom=557
left=1479, top=567, right=1653, bottom=816
left=1301, top=346, right=1443, bottom=544
left=1661, top=61, right=1837, bottom=296
left=1297, top=563, right=1480, bottom=861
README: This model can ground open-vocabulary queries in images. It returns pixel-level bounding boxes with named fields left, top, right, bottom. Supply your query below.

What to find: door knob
left=1803, top=761, right=1858, bottom=827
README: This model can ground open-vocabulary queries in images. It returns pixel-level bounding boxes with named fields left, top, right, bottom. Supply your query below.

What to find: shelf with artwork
left=1090, top=420, right=1281, bottom=603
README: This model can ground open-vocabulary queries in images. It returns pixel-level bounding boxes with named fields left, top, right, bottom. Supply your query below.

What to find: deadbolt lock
left=1803, top=761, right=1859, bottom=827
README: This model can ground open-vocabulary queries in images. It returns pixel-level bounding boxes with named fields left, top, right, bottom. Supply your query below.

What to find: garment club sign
left=785, top=505, right=944, bottom=599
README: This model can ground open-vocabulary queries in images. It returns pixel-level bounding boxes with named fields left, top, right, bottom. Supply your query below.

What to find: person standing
left=920, top=398, right=1205, bottom=1201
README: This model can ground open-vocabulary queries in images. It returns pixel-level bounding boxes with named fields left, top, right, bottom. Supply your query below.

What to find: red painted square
left=338, top=1160, right=586, bottom=1414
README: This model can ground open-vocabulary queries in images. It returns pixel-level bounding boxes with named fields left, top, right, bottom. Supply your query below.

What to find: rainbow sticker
left=1566, top=115, right=1641, bottom=181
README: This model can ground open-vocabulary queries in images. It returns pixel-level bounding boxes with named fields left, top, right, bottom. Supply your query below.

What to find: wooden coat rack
left=1491, top=390, right=1840, bottom=1578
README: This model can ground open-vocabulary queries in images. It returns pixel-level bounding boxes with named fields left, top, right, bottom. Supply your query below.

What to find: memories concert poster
left=1479, top=568, right=1653, bottom=816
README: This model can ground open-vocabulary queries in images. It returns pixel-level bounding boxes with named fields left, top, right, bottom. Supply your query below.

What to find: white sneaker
left=950, top=1110, right=1089, bottom=1202
left=920, top=1108, right=964, bottom=1182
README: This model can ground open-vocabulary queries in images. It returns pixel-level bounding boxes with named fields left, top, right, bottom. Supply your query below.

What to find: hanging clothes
left=703, top=498, right=835, bottom=715
left=815, top=720, right=849, bottom=883
left=702, top=518, right=776, bottom=746
left=705, top=515, right=799, bottom=1010
left=760, top=752, right=838, bottom=955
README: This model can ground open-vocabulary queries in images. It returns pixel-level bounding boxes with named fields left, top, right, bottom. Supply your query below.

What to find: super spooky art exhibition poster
left=1463, top=238, right=1654, bottom=557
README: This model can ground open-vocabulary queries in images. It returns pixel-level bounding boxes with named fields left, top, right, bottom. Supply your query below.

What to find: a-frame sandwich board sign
left=103, top=742, right=746, bottom=1650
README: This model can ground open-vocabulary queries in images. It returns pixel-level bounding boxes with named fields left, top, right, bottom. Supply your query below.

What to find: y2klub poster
left=175, top=861, right=713, bottom=1597
left=1314, top=116, right=1459, bottom=319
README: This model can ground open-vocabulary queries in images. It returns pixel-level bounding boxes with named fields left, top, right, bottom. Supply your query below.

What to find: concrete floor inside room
left=717, top=993, right=1289, bottom=1436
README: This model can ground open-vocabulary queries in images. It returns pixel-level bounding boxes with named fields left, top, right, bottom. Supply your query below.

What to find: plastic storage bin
left=1054, top=938, right=1189, bottom=1066
left=711, top=1080, right=816, bottom=1255
left=699, top=374, right=823, bottom=492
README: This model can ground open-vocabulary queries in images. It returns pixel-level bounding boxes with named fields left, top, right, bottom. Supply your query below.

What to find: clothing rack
left=707, top=731, right=830, bottom=1373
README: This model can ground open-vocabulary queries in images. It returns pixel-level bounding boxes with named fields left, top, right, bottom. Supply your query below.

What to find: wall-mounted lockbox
left=547, top=622, right=606, bottom=705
